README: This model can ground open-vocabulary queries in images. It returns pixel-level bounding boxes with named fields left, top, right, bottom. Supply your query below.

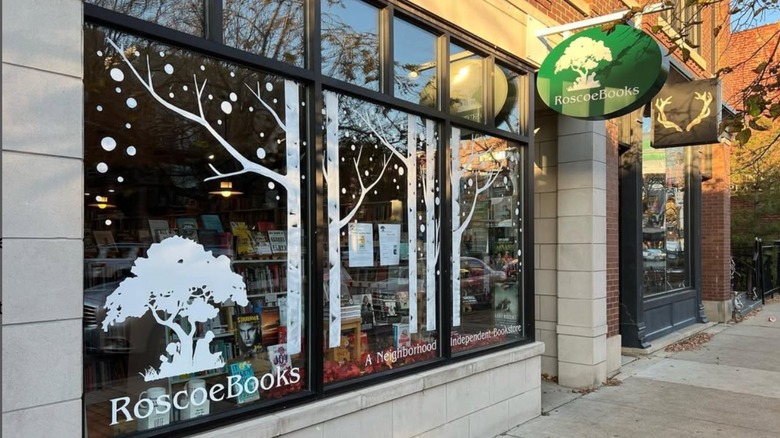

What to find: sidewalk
left=498, top=300, right=780, bottom=438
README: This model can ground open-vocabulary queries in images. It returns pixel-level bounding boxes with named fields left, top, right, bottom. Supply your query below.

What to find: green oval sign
left=537, top=25, right=668, bottom=120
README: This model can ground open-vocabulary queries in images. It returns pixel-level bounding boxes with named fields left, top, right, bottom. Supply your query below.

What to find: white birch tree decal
left=358, top=112, right=420, bottom=333
left=450, top=128, right=503, bottom=327
left=107, top=38, right=304, bottom=355
left=422, top=120, right=440, bottom=331
left=323, top=91, right=391, bottom=347
left=102, top=236, right=247, bottom=381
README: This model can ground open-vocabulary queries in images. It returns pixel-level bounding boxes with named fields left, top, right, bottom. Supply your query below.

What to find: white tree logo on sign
left=102, top=236, right=247, bottom=381
left=554, top=37, right=613, bottom=91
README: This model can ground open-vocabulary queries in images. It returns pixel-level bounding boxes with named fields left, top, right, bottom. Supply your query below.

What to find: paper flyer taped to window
left=348, top=223, right=374, bottom=267
left=378, top=223, right=401, bottom=266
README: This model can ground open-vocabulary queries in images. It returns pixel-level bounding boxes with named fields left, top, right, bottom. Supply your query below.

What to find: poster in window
left=348, top=223, right=374, bottom=267
left=378, top=223, right=401, bottom=266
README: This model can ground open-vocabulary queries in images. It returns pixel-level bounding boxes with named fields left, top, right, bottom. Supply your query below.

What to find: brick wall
left=701, top=144, right=732, bottom=302
left=721, top=22, right=780, bottom=110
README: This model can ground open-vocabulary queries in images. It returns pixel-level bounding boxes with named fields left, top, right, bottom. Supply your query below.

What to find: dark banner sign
left=651, top=78, right=721, bottom=148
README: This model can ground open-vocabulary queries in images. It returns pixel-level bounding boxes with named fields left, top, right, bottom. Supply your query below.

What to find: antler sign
left=652, top=79, right=721, bottom=148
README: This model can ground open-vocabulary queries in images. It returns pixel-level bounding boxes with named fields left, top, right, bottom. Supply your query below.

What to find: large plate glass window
left=641, top=117, right=689, bottom=295
left=450, top=130, right=525, bottom=352
left=87, top=0, right=206, bottom=37
left=84, top=26, right=308, bottom=436
left=223, top=0, right=305, bottom=67
left=321, top=0, right=381, bottom=91
left=322, top=92, right=440, bottom=383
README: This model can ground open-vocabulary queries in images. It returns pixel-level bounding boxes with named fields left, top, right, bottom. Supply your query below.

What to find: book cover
left=396, top=290, right=410, bottom=310
left=253, top=231, right=273, bottom=256
left=200, top=214, right=224, bottom=232
left=234, top=313, right=262, bottom=359
left=176, top=217, right=200, bottom=242
left=267, top=344, right=291, bottom=374
left=93, top=231, right=116, bottom=256
left=393, top=323, right=411, bottom=348
left=148, top=219, right=170, bottom=243
left=227, top=361, right=260, bottom=404
left=230, top=222, right=256, bottom=257
left=260, top=307, right=280, bottom=346
left=198, top=229, right=219, bottom=248
left=352, top=294, right=375, bottom=329
left=267, top=230, right=287, bottom=254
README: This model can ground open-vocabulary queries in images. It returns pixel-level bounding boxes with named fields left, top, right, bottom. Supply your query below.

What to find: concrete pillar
left=556, top=117, right=608, bottom=389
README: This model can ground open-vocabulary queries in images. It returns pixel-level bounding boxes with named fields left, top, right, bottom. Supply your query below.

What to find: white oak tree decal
left=107, top=38, right=304, bottom=355
left=422, top=120, right=440, bottom=331
left=102, top=236, right=247, bottom=381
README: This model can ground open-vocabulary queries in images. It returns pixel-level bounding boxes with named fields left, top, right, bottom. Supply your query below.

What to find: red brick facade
left=701, top=144, right=732, bottom=302
left=606, top=119, right=620, bottom=337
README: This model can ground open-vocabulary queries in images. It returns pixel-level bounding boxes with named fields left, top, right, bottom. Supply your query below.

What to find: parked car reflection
left=460, top=257, right=507, bottom=308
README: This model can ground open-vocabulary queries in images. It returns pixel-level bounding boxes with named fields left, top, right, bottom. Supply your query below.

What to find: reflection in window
left=87, top=0, right=206, bottom=36
left=322, top=92, right=439, bottom=383
left=450, top=129, right=524, bottom=352
left=223, top=0, right=305, bottom=67
left=84, top=25, right=307, bottom=436
left=322, top=0, right=380, bottom=91
left=449, top=44, right=485, bottom=122
left=642, top=118, right=688, bottom=295
left=495, top=65, right=523, bottom=135
left=394, top=17, right=437, bottom=107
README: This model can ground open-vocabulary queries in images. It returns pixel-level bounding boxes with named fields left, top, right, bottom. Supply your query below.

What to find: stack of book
left=341, top=305, right=361, bottom=320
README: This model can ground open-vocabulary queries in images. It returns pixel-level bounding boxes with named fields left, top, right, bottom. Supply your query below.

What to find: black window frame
left=83, top=1, right=536, bottom=436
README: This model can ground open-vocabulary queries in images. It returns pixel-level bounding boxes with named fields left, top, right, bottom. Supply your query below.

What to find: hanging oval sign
left=537, top=24, right=668, bottom=120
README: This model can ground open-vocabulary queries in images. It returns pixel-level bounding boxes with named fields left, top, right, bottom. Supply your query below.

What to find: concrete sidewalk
left=498, top=300, right=780, bottom=438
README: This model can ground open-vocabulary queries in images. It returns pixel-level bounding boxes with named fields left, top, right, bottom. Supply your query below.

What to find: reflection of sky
left=323, top=0, right=378, bottom=34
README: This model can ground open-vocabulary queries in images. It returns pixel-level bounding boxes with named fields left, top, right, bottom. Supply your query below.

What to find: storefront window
left=394, top=16, right=438, bottom=108
left=87, top=0, right=206, bottom=37
left=641, top=117, right=689, bottom=295
left=322, top=0, right=381, bottom=91
left=223, top=0, right=305, bottom=67
left=322, top=92, right=440, bottom=383
left=449, top=43, right=485, bottom=122
left=450, top=129, right=525, bottom=352
left=84, top=26, right=308, bottom=436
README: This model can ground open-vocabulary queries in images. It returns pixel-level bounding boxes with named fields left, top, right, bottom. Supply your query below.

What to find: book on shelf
left=176, top=217, right=199, bottom=242
left=234, top=313, right=262, bottom=359
left=341, top=305, right=361, bottom=320
left=230, top=222, right=256, bottom=258
left=260, top=307, right=280, bottom=347
left=396, top=290, right=410, bottom=310
left=267, top=230, right=287, bottom=254
left=256, top=221, right=276, bottom=232
left=200, top=214, right=224, bottom=232
left=393, top=323, right=411, bottom=348
left=253, top=231, right=273, bottom=256
left=351, top=293, right=375, bottom=327
left=93, top=230, right=116, bottom=256
left=137, top=228, right=153, bottom=245
left=157, top=229, right=176, bottom=241
left=267, top=344, right=291, bottom=373
left=198, top=229, right=219, bottom=249
left=148, top=219, right=171, bottom=243
left=227, top=361, right=260, bottom=404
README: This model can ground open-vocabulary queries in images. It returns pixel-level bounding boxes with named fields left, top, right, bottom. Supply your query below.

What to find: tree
left=554, top=37, right=613, bottom=91
left=102, top=236, right=247, bottom=381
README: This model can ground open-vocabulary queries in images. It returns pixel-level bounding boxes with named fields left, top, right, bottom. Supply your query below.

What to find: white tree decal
left=554, top=37, right=613, bottom=91
left=102, top=236, right=247, bottom=381
left=450, top=129, right=503, bottom=327
left=422, top=120, right=440, bottom=331
left=324, top=91, right=391, bottom=347
left=358, top=112, right=421, bottom=333
left=107, top=38, right=304, bottom=355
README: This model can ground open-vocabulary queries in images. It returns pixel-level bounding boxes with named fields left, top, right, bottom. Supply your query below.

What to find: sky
left=733, top=6, right=780, bottom=31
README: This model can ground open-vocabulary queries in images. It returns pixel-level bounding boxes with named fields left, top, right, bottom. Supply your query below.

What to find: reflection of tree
left=91, top=0, right=205, bottom=36
left=102, top=237, right=247, bottom=381
left=451, top=131, right=503, bottom=327
left=321, top=1, right=380, bottom=88
left=223, top=0, right=304, bottom=65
